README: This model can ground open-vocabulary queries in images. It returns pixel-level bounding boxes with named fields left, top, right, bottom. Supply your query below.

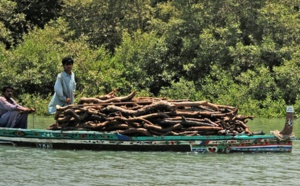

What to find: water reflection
left=0, top=141, right=300, bottom=186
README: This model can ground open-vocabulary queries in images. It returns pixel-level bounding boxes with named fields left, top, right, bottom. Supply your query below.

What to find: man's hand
left=24, top=108, right=31, bottom=112
left=29, top=108, right=36, bottom=113
left=66, top=98, right=71, bottom=103
left=19, top=107, right=35, bottom=113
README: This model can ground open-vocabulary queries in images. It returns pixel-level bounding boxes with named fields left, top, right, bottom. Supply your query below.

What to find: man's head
left=62, top=57, right=74, bottom=74
left=62, top=57, right=74, bottom=65
left=2, top=85, right=14, bottom=98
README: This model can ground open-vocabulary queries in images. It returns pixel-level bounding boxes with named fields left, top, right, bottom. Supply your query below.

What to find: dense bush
left=0, top=0, right=299, bottom=117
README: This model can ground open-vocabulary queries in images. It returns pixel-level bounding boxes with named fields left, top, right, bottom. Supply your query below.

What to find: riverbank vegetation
left=0, top=0, right=299, bottom=117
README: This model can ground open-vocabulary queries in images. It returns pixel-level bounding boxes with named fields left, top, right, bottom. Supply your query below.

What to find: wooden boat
left=0, top=106, right=295, bottom=153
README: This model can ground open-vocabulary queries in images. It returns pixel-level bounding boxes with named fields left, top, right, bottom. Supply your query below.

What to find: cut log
left=50, top=90, right=255, bottom=136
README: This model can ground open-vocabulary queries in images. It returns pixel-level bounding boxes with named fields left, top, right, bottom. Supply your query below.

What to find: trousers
left=0, top=111, right=28, bottom=129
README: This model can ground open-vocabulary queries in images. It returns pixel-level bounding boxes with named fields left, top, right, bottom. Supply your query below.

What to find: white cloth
left=48, top=71, right=76, bottom=114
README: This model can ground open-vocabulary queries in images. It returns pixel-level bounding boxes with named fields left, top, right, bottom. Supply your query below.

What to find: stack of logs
left=48, top=90, right=255, bottom=136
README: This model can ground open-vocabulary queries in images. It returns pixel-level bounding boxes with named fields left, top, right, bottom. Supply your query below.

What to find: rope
left=271, top=130, right=294, bottom=141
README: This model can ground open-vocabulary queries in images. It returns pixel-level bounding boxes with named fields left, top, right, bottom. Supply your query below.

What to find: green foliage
left=18, top=93, right=52, bottom=115
left=62, top=0, right=153, bottom=52
left=0, top=0, right=27, bottom=47
left=238, top=96, right=286, bottom=118
left=74, top=44, right=128, bottom=98
left=0, top=18, right=75, bottom=96
left=236, top=67, right=280, bottom=101
left=257, top=3, right=300, bottom=70
left=159, top=78, right=204, bottom=101
left=14, top=0, right=62, bottom=28
left=115, top=30, right=172, bottom=95
left=258, top=2, right=300, bottom=47
left=229, top=42, right=261, bottom=75
left=197, top=66, right=244, bottom=113
left=0, top=0, right=299, bottom=117
left=273, top=55, right=300, bottom=104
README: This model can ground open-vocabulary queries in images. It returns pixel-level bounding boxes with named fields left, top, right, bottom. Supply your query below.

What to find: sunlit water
left=1, top=141, right=300, bottom=186
left=3, top=117, right=299, bottom=186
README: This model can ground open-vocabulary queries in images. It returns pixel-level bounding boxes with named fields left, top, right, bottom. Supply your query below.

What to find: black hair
left=62, top=57, right=74, bottom=65
left=2, top=85, right=14, bottom=93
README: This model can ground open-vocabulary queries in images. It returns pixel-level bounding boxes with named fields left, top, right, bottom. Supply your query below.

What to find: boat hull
left=0, top=128, right=292, bottom=153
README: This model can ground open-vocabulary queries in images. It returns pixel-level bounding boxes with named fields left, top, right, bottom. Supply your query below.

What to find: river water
left=1, top=141, right=300, bottom=186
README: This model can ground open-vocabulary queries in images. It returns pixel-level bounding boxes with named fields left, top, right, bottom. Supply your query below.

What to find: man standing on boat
left=0, top=85, right=34, bottom=129
left=48, top=57, right=76, bottom=114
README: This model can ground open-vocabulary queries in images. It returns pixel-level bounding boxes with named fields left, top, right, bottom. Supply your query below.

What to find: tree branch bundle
left=48, top=90, right=255, bottom=136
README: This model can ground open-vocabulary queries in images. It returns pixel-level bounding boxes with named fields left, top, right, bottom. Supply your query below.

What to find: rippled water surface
left=1, top=141, right=300, bottom=186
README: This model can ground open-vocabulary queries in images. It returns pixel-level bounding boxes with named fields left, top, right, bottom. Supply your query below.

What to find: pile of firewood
left=47, top=90, right=255, bottom=136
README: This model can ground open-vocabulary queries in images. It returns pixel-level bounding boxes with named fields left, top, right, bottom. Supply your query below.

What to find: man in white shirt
left=48, top=57, right=76, bottom=114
